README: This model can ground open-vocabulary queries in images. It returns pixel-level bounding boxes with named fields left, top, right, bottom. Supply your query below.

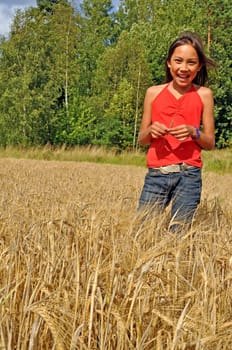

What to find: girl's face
left=167, top=44, right=201, bottom=89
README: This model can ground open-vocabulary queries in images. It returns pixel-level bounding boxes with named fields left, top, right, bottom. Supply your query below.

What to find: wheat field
left=0, top=158, right=232, bottom=350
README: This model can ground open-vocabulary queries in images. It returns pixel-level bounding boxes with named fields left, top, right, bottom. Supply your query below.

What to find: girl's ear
left=167, top=61, right=171, bottom=68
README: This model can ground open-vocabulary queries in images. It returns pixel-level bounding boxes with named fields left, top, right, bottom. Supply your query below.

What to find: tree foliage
left=207, top=0, right=232, bottom=147
left=0, top=0, right=231, bottom=149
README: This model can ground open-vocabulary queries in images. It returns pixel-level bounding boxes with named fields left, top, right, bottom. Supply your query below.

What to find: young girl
left=138, top=32, right=216, bottom=232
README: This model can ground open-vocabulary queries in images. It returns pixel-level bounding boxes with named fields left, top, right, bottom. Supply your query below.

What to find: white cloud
left=0, top=1, right=36, bottom=37
left=0, top=4, right=13, bottom=37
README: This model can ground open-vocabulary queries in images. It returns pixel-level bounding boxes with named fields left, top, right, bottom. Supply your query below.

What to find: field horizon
left=0, top=145, right=231, bottom=173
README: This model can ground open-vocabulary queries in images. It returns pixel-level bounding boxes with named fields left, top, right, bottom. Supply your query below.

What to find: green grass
left=0, top=145, right=147, bottom=167
left=202, top=148, right=232, bottom=174
left=0, top=145, right=231, bottom=173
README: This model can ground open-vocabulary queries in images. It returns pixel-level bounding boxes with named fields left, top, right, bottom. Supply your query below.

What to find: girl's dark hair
left=165, top=32, right=216, bottom=86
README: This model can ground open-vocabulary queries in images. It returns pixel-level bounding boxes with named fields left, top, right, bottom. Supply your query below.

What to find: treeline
left=0, top=0, right=231, bottom=150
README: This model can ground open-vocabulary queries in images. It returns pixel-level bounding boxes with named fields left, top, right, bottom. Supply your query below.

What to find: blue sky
left=0, top=0, right=120, bottom=37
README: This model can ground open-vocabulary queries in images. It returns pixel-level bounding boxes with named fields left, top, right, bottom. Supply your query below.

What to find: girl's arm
left=138, top=85, right=168, bottom=146
left=195, top=87, right=215, bottom=150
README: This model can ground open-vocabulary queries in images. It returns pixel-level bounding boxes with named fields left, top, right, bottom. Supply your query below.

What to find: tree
left=0, top=2, right=79, bottom=145
left=0, top=0, right=231, bottom=148
left=77, top=0, right=116, bottom=97
left=44, top=2, right=80, bottom=143
left=0, top=8, right=41, bottom=145
left=37, top=0, right=68, bottom=13
left=92, top=24, right=152, bottom=150
left=207, top=0, right=232, bottom=147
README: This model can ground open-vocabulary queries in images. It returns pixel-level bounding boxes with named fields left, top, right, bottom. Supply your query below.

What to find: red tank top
left=147, top=83, right=203, bottom=168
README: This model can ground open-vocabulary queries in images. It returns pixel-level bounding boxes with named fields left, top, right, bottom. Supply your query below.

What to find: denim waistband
left=150, top=163, right=195, bottom=174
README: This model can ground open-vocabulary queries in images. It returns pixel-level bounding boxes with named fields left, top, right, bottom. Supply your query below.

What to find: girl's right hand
left=150, top=121, right=169, bottom=139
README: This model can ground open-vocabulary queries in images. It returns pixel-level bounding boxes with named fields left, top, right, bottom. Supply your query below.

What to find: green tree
left=37, top=0, right=68, bottom=13
left=0, top=8, right=41, bottom=145
left=207, top=0, right=232, bottom=147
left=116, top=0, right=156, bottom=32
left=77, top=0, right=116, bottom=97
left=92, top=24, right=152, bottom=150
left=44, top=2, right=80, bottom=144
left=67, top=0, right=119, bottom=147
left=0, top=2, right=79, bottom=146
left=65, top=100, right=98, bottom=145
left=0, top=0, right=231, bottom=148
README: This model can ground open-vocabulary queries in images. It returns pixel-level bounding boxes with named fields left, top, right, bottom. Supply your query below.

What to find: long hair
left=165, top=32, right=216, bottom=86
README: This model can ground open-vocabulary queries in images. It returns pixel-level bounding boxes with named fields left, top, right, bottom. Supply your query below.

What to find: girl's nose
left=180, top=62, right=188, bottom=70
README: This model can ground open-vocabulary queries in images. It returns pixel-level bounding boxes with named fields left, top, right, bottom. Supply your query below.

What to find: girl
left=138, top=32, right=216, bottom=232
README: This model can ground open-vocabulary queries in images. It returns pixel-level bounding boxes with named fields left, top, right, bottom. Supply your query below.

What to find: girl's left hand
left=167, top=124, right=195, bottom=141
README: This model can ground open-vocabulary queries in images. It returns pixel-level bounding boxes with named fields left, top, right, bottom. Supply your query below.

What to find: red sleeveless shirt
left=147, top=84, right=203, bottom=168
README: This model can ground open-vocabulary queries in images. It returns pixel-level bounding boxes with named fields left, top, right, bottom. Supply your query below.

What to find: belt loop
left=181, top=163, right=188, bottom=171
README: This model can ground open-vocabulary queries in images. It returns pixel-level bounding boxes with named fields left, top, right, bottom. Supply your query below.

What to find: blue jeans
left=138, top=166, right=202, bottom=230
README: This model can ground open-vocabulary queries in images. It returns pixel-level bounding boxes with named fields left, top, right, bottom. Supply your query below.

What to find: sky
left=0, top=0, right=37, bottom=37
left=0, top=0, right=120, bottom=37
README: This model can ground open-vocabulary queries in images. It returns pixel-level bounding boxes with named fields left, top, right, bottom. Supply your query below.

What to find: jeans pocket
left=185, top=166, right=201, bottom=179
left=148, top=168, right=160, bottom=177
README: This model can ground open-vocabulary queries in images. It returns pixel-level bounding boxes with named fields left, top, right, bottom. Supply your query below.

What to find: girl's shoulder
left=146, top=83, right=168, bottom=101
left=194, top=84, right=213, bottom=99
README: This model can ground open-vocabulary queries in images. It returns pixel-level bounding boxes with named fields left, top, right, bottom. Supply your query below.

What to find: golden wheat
left=0, top=158, right=231, bottom=349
